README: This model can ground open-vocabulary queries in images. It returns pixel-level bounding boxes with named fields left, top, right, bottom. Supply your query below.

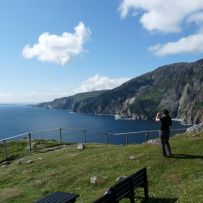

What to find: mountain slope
left=37, top=59, right=203, bottom=124
left=37, top=90, right=107, bottom=110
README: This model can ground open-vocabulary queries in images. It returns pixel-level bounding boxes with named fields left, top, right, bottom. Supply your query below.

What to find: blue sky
left=1, top=0, right=203, bottom=103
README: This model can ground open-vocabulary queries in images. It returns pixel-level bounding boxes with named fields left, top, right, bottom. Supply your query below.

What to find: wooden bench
left=93, top=167, right=149, bottom=203
left=35, top=192, right=79, bottom=203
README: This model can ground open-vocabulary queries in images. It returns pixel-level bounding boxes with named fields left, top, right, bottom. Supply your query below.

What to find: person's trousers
left=159, top=130, right=172, bottom=157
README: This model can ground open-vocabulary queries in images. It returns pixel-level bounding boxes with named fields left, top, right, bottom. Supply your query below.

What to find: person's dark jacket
left=160, top=116, right=172, bottom=131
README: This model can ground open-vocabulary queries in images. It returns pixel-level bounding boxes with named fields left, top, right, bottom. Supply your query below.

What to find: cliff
left=37, top=59, right=203, bottom=124
left=37, top=90, right=107, bottom=110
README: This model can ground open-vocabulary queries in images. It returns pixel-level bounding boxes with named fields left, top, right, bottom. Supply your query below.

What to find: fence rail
left=0, top=127, right=187, bottom=162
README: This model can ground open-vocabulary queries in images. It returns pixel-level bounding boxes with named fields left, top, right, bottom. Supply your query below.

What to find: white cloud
left=0, top=77, right=131, bottom=103
left=0, top=92, right=12, bottom=97
left=187, top=12, right=203, bottom=25
left=119, top=0, right=203, bottom=56
left=149, top=32, right=203, bottom=56
left=0, top=90, right=71, bottom=103
left=74, top=74, right=130, bottom=93
left=119, top=0, right=203, bottom=33
left=22, top=22, right=91, bottom=65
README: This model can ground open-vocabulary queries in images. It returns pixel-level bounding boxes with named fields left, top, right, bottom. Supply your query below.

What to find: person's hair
left=162, top=109, right=169, bottom=115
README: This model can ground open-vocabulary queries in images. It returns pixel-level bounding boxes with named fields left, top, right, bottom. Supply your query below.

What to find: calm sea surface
left=0, top=104, right=186, bottom=144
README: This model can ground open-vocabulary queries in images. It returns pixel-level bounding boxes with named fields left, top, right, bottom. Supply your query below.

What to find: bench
left=35, top=192, right=79, bottom=203
left=93, top=167, right=149, bottom=203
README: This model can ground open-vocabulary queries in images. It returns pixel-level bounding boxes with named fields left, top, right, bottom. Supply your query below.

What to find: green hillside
left=0, top=132, right=203, bottom=202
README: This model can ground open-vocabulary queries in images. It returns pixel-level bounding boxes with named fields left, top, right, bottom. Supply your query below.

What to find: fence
left=0, top=127, right=187, bottom=162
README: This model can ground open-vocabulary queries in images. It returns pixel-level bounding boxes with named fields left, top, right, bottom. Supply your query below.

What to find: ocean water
left=0, top=104, right=186, bottom=144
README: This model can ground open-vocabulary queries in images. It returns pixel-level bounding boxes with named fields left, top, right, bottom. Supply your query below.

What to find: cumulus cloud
left=119, top=0, right=203, bottom=33
left=187, top=12, right=203, bottom=25
left=119, top=0, right=203, bottom=56
left=149, top=32, right=203, bottom=56
left=74, top=74, right=130, bottom=93
left=22, top=22, right=91, bottom=65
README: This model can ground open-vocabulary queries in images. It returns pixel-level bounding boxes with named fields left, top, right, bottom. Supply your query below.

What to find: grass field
left=0, top=132, right=203, bottom=202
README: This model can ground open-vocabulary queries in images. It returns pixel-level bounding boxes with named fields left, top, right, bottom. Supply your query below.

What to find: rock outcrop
left=186, top=122, right=203, bottom=133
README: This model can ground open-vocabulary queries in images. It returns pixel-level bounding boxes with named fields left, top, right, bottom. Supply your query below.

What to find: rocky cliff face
left=37, top=59, right=203, bottom=124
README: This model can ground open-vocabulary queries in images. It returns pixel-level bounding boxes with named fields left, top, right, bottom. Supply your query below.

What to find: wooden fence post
left=125, top=133, right=128, bottom=145
left=105, top=132, right=109, bottom=145
left=145, top=132, right=149, bottom=141
left=28, top=132, right=32, bottom=151
left=83, top=129, right=86, bottom=143
left=59, top=128, right=63, bottom=145
left=3, top=140, right=8, bottom=160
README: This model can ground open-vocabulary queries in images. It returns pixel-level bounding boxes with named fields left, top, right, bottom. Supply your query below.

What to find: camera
left=158, top=112, right=164, bottom=117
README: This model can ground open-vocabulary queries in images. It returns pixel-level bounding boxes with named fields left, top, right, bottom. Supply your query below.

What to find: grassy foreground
left=0, top=133, right=203, bottom=203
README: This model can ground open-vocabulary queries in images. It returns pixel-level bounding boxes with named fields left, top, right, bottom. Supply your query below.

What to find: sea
left=0, top=104, right=187, bottom=144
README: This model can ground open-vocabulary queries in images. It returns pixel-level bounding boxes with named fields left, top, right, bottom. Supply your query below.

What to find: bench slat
left=35, top=192, right=79, bottom=203
left=131, top=170, right=145, bottom=179
left=93, top=193, right=113, bottom=203
left=131, top=176, right=145, bottom=187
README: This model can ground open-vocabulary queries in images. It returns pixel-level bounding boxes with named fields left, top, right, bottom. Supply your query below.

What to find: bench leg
left=144, top=183, right=149, bottom=199
left=128, top=191, right=135, bottom=203
left=129, top=195, right=135, bottom=203
left=144, top=169, right=149, bottom=200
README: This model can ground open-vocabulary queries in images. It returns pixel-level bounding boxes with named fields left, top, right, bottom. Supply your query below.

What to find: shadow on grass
left=141, top=197, right=178, bottom=203
left=0, top=154, right=19, bottom=164
left=169, top=154, right=203, bottom=159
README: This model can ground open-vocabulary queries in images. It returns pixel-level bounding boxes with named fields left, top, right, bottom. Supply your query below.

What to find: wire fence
left=0, top=127, right=187, bottom=162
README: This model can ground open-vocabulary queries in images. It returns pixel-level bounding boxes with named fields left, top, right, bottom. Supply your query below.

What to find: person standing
left=155, top=109, right=172, bottom=157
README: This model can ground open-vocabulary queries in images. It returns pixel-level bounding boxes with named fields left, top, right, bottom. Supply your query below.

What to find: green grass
left=0, top=133, right=203, bottom=203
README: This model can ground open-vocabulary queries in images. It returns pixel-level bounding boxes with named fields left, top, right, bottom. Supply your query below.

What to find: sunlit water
left=0, top=104, right=186, bottom=144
